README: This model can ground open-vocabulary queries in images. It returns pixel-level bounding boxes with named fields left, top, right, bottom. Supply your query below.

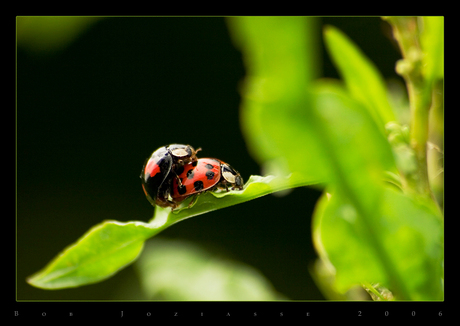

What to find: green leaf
left=27, top=221, right=158, bottom=289
left=311, top=81, right=397, bottom=211
left=229, top=18, right=396, bottom=191
left=167, top=173, right=320, bottom=224
left=420, top=16, right=444, bottom=83
left=227, top=17, right=320, bottom=178
left=324, top=25, right=396, bottom=130
left=312, top=187, right=443, bottom=300
left=229, top=18, right=444, bottom=302
left=136, top=238, right=285, bottom=300
left=17, top=16, right=100, bottom=53
left=27, top=174, right=319, bottom=290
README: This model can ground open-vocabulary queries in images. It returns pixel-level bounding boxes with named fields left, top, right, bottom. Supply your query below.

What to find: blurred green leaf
left=229, top=17, right=443, bottom=301
left=312, top=187, right=443, bottom=300
left=323, top=25, right=396, bottom=130
left=228, top=17, right=321, bottom=178
left=311, top=81, right=396, bottom=194
left=309, top=258, right=372, bottom=301
left=17, top=16, right=100, bottom=53
left=420, top=17, right=444, bottom=83
left=230, top=17, right=396, bottom=193
left=136, top=238, right=284, bottom=300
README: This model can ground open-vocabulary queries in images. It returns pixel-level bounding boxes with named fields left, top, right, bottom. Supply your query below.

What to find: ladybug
left=141, top=144, right=201, bottom=207
left=169, top=158, right=244, bottom=208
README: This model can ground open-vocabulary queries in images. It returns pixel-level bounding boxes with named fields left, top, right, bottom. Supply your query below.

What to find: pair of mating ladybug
left=141, top=144, right=244, bottom=209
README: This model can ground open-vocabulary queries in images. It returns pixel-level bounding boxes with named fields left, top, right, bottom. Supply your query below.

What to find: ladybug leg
left=170, top=194, right=200, bottom=211
left=176, top=174, right=183, bottom=187
left=170, top=202, right=180, bottom=211
left=231, top=183, right=243, bottom=191
left=169, top=169, right=184, bottom=187
left=155, top=194, right=175, bottom=209
left=187, top=193, right=200, bottom=208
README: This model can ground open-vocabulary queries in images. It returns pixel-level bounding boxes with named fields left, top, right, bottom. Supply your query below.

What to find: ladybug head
left=221, top=163, right=244, bottom=189
left=169, top=144, right=201, bottom=164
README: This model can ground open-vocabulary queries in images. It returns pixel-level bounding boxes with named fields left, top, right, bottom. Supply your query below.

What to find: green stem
left=362, top=282, right=387, bottom=301
left=405, top=77, right=431, bottom=197
left=385, top=17, right=433, bottom=198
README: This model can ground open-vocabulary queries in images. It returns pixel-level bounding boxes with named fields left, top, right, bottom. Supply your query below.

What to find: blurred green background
left=17, top=16, right=402, bottom=300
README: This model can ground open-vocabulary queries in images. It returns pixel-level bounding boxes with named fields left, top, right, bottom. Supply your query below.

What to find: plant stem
left=362, top=282, right=387, bottom=301
left=384, top=17, right=433, bottom=199
left=407, top=76, right=431, bottom=197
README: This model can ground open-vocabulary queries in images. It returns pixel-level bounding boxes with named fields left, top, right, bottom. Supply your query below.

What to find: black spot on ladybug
left=178, top=184, right=187, bottom=195
left=186, top=169, right=195, bottom=179
left=192, top=161, right=198, bottom=167
left=205, top=170, right=215, bottom=180
left=194, top=181, right=204, bottom=191
left=205, top=164, right=214, bottom=169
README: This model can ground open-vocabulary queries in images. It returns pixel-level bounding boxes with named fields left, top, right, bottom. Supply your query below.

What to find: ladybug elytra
left=140, top=144, right=200, bottom=207
left=170, top=158, right=244, bottom=207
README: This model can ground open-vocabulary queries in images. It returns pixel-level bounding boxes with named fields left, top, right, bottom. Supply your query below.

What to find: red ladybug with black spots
left=140, top=144, right=201, bottom=207
left=168, top=158, right=244, bottom=208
